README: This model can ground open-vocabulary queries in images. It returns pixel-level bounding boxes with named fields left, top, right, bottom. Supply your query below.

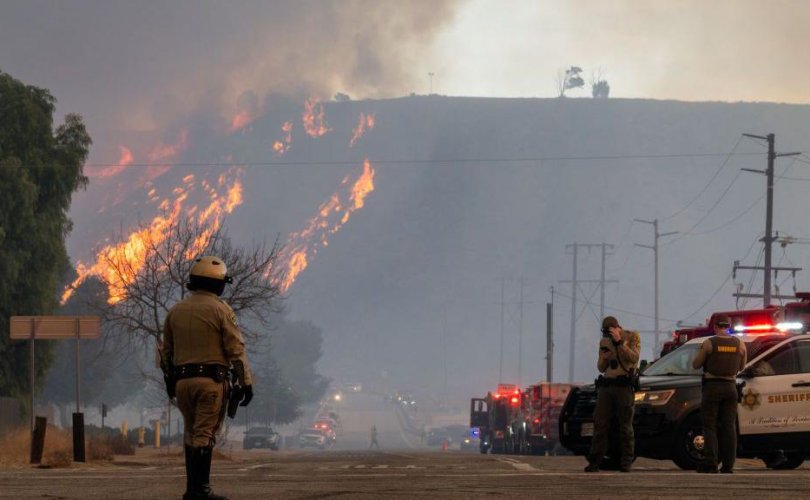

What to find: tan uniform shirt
left=161, top=291, right=253, bottom=385
left=597, top=330, right=641, bottom=378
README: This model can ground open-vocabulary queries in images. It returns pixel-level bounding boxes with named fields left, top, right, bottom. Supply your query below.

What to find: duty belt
left=595, top=375, right=634, bottom=387
left=174, top=364, right=228, bottom=382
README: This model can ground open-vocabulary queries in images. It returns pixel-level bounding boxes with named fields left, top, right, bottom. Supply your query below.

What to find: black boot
left=182, top=446, right=194, bottom=500
left=195, top=446, right=228, bottom=500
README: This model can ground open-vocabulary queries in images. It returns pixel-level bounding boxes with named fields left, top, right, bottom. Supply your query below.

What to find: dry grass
left=0, top=426, right=134, bottom=468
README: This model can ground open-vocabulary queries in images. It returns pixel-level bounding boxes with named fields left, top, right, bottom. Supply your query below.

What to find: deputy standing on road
left=369, top=425, right=380, bottom=449
left=161, top=256, right=254, bottom=500
left=585, top=316, right=641, bottom=473
left=692, top=314, right=746, bottom=473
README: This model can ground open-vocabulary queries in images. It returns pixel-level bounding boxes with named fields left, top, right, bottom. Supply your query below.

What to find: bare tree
left=85, top=213, right=284, bottom=366
left=555, top=66, right=585, bottom=97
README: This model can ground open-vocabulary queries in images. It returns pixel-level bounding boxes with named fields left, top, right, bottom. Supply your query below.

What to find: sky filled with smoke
left=2, top=1, right=810, bottom=404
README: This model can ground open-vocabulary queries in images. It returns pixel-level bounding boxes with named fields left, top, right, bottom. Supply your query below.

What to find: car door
left=470, top=398, right=488, bottom=428
left=738, top=338, right=810, bottom=435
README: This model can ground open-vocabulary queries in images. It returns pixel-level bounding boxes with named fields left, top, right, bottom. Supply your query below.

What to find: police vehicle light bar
left=732, top=322, right=803, bottom=333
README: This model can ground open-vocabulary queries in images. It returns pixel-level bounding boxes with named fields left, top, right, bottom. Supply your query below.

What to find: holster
left=227, top=369, right=242, bottom=419
left=736, top=380, right=746, bottom=403
left=163, top=368, right=176, bottom=399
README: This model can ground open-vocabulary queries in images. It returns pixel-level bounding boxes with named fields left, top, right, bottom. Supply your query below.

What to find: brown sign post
left=10, top=316, right=100, bottom=463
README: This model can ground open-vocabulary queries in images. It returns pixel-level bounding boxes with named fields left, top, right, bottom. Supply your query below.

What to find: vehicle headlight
left=634, top=389, right=675, bottom=406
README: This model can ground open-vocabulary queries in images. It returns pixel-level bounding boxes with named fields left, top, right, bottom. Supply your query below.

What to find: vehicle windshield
left=246, top=427, right=274, bottom=435
left=645, top=336, right=784, bottom=376
left=644, top=344, right=702, bottom=376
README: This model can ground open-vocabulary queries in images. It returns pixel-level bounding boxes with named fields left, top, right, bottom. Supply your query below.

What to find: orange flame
left=302, top=98, right=332, bottom=138
left=61, top=168, right=244, bottom=305
left=86, top=146, right=134, bottom=179
left=349, top=113, right=375, bottom=147
left=277, top=159, right=375, bottom=292
left=229, top=110, right=256, bottom=133
left=272, top=121, right=293, bottom=155
left=145, top=129, right=189, bottom=182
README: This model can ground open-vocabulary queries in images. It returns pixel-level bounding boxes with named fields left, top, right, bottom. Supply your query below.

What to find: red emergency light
left=510, top=396, right=519, bottom=405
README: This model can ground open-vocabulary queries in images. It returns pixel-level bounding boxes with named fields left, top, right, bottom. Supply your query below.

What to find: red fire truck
left=470, top=383, right=521, bottom=454
left=659, top=293, right=810, bottom=357
left=506, top=382, right=572, bottom=455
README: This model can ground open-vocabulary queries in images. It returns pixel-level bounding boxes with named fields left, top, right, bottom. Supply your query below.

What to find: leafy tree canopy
left=0, top=70, right=91, bottom=399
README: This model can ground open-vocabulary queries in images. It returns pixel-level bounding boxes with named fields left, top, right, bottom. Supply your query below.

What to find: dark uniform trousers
left=701, top=379, right=738, bottom=469
left=589, top=383, right=635, bottom=463
left=176, top=377, right=227, bottom=448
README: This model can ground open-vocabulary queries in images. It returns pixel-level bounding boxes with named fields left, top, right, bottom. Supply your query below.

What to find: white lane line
left=495, top=456, right=538, bottom=471
left=238, top=462, right=275, bottom=472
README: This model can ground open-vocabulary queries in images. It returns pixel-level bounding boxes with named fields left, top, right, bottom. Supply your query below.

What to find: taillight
left=510, top=396, right=519, bottom=404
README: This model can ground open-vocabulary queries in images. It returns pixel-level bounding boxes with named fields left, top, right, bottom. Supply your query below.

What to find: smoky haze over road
left=60, top=96, right=810, bottom=401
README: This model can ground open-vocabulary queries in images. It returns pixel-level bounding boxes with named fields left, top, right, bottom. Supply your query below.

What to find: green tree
left=0, top=70, right=91, bottom=401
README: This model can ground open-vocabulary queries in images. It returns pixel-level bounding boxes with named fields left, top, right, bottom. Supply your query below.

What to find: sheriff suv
left=560, top=329, right=810, bottom=470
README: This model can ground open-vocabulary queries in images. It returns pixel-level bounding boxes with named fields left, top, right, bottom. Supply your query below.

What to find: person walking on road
left=692, top=314, right=746, bottom=473
left=585, top=316, right=641, bottom=473
left=161, top=255, right=254, bottom=500
left=369, top=425, right=380, bottom=449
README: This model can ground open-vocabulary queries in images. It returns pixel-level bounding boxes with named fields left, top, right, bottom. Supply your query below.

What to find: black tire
left=672, top=414, right=705, bottom=470
left=764, top=452, right=805, bottom=470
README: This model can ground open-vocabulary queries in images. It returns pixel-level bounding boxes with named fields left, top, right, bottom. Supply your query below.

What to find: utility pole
left=732, top=259, right=801, bottom=302
left=561, top=243, right=616, bottom=382
left=547, top=287, right=554, bottom=382
left=741, top=133, right=800, bottom=306
left=499, top=278, right=505, bottom=382
left=518, top=276, right=524, bottom=386
left=634, top=219, right=677, bottom=353
left=428, top=72, right=434, bottom=94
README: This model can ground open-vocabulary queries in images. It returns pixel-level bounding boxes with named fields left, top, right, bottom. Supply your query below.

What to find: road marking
left=495, top=456, right=538, bottom=471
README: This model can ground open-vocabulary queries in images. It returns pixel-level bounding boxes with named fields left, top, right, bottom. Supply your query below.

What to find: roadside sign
left=10, top=316, right=101, bottom=339
left=9, top=315, right=101, bottom=463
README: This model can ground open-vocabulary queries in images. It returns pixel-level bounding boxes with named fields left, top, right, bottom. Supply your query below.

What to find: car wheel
left=764, top=452, right=804, bottom=470
left=672, top=414, right=704, bottom=470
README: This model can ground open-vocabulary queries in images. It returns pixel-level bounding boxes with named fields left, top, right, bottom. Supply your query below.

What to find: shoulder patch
left=626, top=330, right=641, bottom=349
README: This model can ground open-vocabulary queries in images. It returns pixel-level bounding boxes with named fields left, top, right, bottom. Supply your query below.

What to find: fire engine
left=506, top=382, right=572, bottom=455
left=469, top=383, right=521, bottom=454
left=659, top=293, right=810, bottom=357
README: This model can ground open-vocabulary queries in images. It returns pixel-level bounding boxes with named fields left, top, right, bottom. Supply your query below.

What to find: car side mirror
left=639, top=359, right=649, bottom=372
left=738, top=368, right=754, bottom=379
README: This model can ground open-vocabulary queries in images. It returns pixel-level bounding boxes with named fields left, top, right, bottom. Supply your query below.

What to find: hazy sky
left=424, top=0, right=810, bottom=103
left=1, top=0, right=808, bottom=142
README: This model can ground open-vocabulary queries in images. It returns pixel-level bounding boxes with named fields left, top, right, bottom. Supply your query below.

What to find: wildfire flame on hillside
left=146, top=129, right=189, bottom=182
left=62, top=168, right=244, bottom=305
left=66, top=99, right=378, bottom=305
left=278, top=159, right=375, bottom=292
left=229, top=109, right=257, bottom=133
left=302, top=98, right=332, bottom=137
left=349, top=113, right=375, bottom=147
left=86, top=146, right=133, bottom=179
left=273, top=121, right=293, bottom=154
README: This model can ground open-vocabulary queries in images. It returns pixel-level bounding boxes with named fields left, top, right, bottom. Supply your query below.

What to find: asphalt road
left=3, top=392, right=808, bottom=498
left=1, top=450, right=809, bottom=499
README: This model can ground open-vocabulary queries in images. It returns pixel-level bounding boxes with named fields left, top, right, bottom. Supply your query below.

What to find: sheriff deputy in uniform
left=692, top=314, right=746, bottom=473
left=161, top=256, right=254, bottom=500
left=585, top=316, right=641, bottom=473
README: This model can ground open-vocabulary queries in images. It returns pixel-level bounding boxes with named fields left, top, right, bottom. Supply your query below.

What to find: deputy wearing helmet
left=161, top=256, right=253, bottom=500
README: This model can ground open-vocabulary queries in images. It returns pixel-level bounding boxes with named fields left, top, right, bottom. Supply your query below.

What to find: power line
left=552, top=288, right=679, bottom=323
left=686, top=156, right=799, bottom=236
left=2, top=152, right=772, bottom=170
left=678, top=234, right=762, bottom=322
left=660, top=135, right=744, bottom=222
